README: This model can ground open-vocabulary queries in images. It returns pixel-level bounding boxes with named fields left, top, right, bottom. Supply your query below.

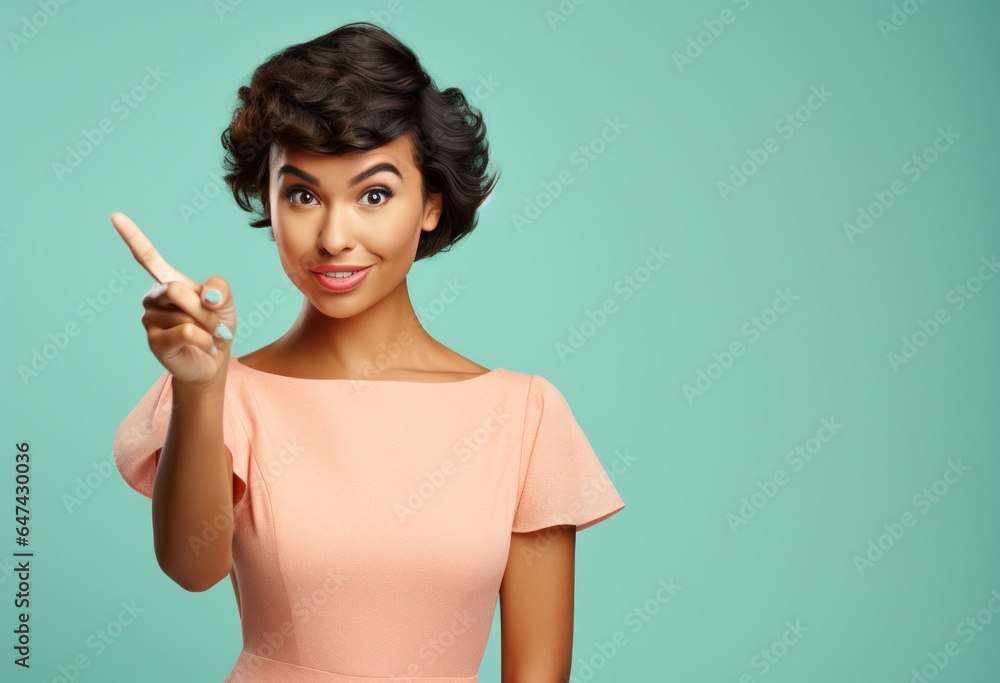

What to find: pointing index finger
left=110, top=212, right=199, bottom=289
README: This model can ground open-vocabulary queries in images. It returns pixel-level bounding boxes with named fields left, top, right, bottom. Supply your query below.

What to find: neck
left=275, top=278, right=438, bottom=381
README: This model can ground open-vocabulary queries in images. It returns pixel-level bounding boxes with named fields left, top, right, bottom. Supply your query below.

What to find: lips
left=310, top=265, right=372, bottom=292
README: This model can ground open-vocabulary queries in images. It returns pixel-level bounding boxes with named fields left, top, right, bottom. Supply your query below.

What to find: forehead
left=269, top=133, right=417, bottom=178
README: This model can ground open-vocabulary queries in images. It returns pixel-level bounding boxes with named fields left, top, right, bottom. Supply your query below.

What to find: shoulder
left=515, top=372, right=564, bottom=398
left=493, top=372, right=573, bottom=417
left=491, top=370, right=565, bottom=392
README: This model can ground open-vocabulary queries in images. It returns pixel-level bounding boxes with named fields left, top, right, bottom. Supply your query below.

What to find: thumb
left=199, top=276, right=237, bottom=349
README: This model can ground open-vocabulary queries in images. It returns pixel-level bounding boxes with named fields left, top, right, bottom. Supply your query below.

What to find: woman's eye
left=284, top=187, right=393, bottom=207
left=285, top=188, right=317, bottom=205
left=361, top=187, right=394, bottom=207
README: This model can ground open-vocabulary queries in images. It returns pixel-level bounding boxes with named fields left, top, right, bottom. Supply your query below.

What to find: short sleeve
left=112, top=368, right=252, bottom=508
left=512, top=375, right=626, bottom=533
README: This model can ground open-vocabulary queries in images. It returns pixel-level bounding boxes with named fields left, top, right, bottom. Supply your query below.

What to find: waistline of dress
left=223, top=649, right=479, bottom=683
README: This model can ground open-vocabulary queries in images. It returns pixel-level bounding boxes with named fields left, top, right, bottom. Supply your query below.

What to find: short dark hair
left=219, top=22, right=499, bottom=261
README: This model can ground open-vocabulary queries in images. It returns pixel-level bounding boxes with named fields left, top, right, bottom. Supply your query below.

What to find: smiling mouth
left=309, top=265, right=373, bottom=291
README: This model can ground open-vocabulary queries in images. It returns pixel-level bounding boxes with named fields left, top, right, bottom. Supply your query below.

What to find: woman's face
left=267, top=133, right=442, bottom=318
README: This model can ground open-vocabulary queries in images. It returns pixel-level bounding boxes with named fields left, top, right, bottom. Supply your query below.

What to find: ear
left=421, top=192, right=443, bottom=232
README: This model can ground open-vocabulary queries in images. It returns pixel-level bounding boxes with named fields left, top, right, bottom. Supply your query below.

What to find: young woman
left=112, top=21, right=625, bottom=683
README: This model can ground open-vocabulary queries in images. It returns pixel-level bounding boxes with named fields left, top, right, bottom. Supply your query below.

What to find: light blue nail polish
left=215, top=322, right=233, bottom=340
left=209, top=343, right=217, bottom=355
left=204, top=288, right=221, bottom=304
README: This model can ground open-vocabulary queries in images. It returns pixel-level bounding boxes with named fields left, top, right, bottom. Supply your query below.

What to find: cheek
left=272, top=227, right=302, bottom=268
left=366, top=209, right=423, bottom=256
left=370, top=231, right=411, bottom=258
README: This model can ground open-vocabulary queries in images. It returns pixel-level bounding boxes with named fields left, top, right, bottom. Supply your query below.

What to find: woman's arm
left=499, top=525, right=576, bottom=683
left=152, top=372, right=235, bottom=593
left=109, top=211, right=240, bottom=593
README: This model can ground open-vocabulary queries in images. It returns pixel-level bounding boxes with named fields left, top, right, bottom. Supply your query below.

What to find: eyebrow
left=276, top=162, right=402, bottom=187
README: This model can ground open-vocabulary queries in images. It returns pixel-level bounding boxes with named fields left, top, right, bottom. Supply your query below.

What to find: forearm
left=151, top=371, right=233, bottom=592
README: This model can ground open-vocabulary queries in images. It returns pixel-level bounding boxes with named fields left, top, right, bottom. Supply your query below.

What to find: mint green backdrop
left=3, top=0, right=998, bottom=680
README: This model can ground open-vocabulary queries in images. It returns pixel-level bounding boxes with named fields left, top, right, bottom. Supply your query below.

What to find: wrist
left=171, top=364, right=228, bottom=399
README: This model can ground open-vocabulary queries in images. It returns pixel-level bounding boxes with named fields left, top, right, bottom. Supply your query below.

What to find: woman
left=112, top=21, right=625, bottom=682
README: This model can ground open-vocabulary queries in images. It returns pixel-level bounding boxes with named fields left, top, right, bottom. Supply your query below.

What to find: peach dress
left=113, top=356, right=626, bottom=682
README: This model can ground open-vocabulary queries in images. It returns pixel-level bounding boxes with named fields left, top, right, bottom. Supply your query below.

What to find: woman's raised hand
left=111, top=211, right=237, bottom=386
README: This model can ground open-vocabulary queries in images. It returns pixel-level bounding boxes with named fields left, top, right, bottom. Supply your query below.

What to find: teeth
left=323, top=272, right=357, bottom=278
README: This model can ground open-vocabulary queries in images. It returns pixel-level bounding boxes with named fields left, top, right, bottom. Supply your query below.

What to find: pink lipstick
left=309, top=264, right=373, bottom=292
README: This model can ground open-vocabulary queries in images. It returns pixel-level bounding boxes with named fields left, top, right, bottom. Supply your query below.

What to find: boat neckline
left=231, top=356, right=506, bottom=386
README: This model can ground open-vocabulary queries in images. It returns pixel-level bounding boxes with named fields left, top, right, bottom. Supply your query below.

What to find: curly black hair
left=219, top=22, right=499, bottom=261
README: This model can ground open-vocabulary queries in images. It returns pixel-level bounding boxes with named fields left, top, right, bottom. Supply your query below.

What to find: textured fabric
left=113, top=357, right=626, bottom=682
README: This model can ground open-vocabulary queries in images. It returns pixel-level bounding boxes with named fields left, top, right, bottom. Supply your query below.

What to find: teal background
left=2, top=0, right=998, bottom=680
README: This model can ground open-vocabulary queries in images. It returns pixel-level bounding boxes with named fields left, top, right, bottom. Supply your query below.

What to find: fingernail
left=209, top=343, right=217, bottom=355
left=215, top=322, right=233, bottom=340
left=204, top=288, right=221, bottom=304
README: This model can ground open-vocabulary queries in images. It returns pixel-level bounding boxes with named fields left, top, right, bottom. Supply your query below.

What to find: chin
left=308, top=295, right=364, bottom=316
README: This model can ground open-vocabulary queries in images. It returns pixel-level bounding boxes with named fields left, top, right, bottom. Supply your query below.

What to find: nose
left=315, top=206, right=357, bottom=256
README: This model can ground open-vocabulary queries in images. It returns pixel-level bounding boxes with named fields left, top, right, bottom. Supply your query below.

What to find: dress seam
left=229, top=372, right=254, bottom=515
left=511, top=374, right=536, bottom=521
left=239, top=365, right=299, bottom=660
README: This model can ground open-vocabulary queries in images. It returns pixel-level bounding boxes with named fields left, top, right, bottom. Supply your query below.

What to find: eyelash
left=283, top=186, right=395, bottom=207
